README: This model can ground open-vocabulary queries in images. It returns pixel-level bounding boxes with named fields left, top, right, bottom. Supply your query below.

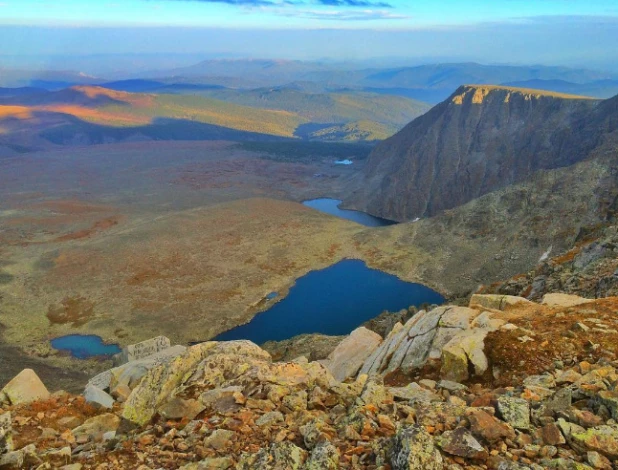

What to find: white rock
left=541, top=293, right=595, bottom=308
left=322, top=327, right=382, bottom=381
left=83, top=384, right=115, bottom=409
left=0, top=369, right=50, bottom=405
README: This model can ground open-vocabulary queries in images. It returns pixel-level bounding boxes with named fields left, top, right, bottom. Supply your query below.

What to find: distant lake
left=51, top=334, right=121, bottom=359
left=214, top=259, right=444, bottom=344
left=303, top=198, right=396, bottom=227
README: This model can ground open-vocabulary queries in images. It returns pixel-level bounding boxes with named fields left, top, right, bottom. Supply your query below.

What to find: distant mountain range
left=2, top=61, right=617, bottom=104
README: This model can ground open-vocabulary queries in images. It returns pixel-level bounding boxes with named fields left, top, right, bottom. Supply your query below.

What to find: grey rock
left=83, top=384, right=115, bottom=409
left=304, top=442, right=340, bottom=470
left=496, top=396, right=530, bottom=430
left=0, top=412, right=12, bottom=454
left=390, top=425, right=444, bottom=470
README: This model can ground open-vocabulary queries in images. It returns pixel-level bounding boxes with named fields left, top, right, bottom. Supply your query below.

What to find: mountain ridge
left=344, top=84, right=612, bottom=221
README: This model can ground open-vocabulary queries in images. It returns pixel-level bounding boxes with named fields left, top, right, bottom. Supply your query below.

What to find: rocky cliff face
left=344, top=85, right=614, bottom=221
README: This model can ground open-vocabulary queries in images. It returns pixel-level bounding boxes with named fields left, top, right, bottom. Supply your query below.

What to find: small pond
left=51, top=334, right=121, bottom=359
left=302, top=198, right=396, bottom=227
left=214, top=259, right=444, bottom=344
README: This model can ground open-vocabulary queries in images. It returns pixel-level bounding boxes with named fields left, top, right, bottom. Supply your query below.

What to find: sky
left=0, top=0, right=617, bottom=70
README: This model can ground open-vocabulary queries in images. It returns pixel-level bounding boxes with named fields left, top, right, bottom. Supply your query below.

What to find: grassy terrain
left=193, top=88, right=430, bottom=126
left=1, top=86, right=431, bottom=143
left=238, top=141, right=373, bottom=163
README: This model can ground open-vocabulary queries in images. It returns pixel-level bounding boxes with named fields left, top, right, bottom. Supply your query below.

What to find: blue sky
left=0, top=0, right=616, bottom=28
left=0, top=0, right=617, bottom=70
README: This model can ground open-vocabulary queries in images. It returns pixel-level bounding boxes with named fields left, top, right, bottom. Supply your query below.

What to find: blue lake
left=51, top=334, right=121, bottom=359
left=303, top=198, right=396, bottom=227
left=214, top=259, right=444, bottom=344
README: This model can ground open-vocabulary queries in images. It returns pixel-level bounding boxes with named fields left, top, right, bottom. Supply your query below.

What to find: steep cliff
left=345, top=85, right=614, bottom=221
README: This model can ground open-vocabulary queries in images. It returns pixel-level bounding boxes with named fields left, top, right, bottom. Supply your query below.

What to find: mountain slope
left=344, top=85, right=610, bottom=221
left=0, top=85, right=427, bottom=145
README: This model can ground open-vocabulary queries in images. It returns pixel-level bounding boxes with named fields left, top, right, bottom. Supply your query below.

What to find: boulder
left=204, top=429, right=235, bottom=450
left=541, top=293, right=594, bottom=308
left=158, top=397, right=205, bottom=420
left=496, top=396, right=530, bottom=430
left=180, top=457, right=235, bottom=470
left=440, top=330, right=488, bottom=382
left=83, top=384, right=115, bottom=409
left=469, top=294, right=533, bottom=310
left=305, top=442, right=340, bottom=470
left=437, top=427, right=487, bottom=460
left=113, top=335, right=171, bottom=365
left=237, top=441, right=307, bottom=470
left=390, top=425, right=444, bottom=469
left=72, top=414, right=120, bottom=442
left=321, top=327, right=382, bottom=381
left=122, top=341, right=270, bottom=425
left=0, top=369, right=50, bottom=405
left=389, top=383, right=441, bottom=403
left=359, top=306, right=484, bottom=378
left=570, top=425, right=618, bottom=460
left=89, top=344, right=187, bottom=392
left=466, top=408, right=515, bottom=444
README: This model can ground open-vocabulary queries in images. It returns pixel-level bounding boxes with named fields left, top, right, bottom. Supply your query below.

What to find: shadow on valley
left=39, top=115, right=294, bottom=144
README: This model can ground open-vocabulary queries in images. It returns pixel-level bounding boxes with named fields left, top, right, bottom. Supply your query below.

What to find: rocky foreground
left=3, top=293, right=618, bottom=469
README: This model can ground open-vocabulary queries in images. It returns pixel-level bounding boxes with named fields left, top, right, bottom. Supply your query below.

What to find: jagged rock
left=440, top=330, right=488, bottom=382
left=0, top=369, right=50, bottom=405
left=570, top=425, right=618, bottom=460
left=321, top=327, right=382, bottom=381
left=262, top=334, right=343, bottom=362
left=89, top=344, right=187, bottom=392
left=158, top=397, right=205, bottom=420
left=180, top=457, right=235, bottom=470
left=437, top=427, right=488, bottom=460
left=596, top=391, right=618, bottom=421
left=114, top=335, right=172, bottom=365
left=204, top=429, right=235, bottom=450
left=0, top=412, right=12, bottom=454
left=437, top=380, right=468, bottom=392
left=496, top=396, right=530, bottom=430
left=586, top=451, right=612, bottom=469
left=83, top=384, right=115, bottom=409
left=256, top=411, right=284, bottom=427
left=305, top=441, right=340, bottom=469
left=469, top=294, right=533, bottom=310
left=390, top=425, right=444, bottom=469
left=524, top=374, right=556, bottom=389
left=71, top=414, right=120, bottom=442
left=123, top=341, right=269, bottom=425
left=466, top=408, right=515, bottom=444
left=389, top=383, right=441, bottom=403
left=199, top=386, right=244, bottom=414
left=542, top=293, right=594, bottom=308
left=0, top=444, right=36, bottom=468
left=237, top=441, right=307, bottom=469
left=299, top=419, right=329, bottom=449
left=541, top=423, right=566, bottom=446
left=359, top=306, right=486, bottom=378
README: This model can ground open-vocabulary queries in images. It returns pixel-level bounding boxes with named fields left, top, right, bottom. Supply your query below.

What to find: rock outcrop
left=345, top=85, right=616, bottom=221
left=358, top=302, right=506, bottom=382
left=2, top=295, right=618, bottom=469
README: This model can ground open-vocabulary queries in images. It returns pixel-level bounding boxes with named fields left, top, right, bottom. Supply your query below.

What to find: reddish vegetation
left=46, top=296, right=96, bottom=326
left=53, top=215, right=122, bottom=242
